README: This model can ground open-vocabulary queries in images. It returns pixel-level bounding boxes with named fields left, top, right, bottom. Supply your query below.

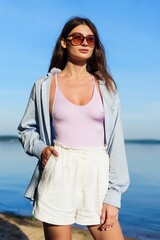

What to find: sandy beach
left=0, top=213, right=136, bottom=240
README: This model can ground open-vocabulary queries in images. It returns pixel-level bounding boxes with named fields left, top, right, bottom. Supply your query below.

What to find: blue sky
left=0, top=0, right=160, bottom=139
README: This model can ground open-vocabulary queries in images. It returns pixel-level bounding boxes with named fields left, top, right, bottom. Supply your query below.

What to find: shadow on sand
left=0, top=216, right=29, bottom=240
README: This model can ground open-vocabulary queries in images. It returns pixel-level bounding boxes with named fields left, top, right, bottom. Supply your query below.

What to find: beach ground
left=0, top=213, right=135, bottom=240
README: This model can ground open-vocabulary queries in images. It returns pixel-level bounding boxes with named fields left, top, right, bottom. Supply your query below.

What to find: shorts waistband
left=53, top=140, right=107, bottom=151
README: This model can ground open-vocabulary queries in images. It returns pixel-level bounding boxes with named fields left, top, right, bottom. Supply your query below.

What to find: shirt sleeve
left=103, top=98, right=130, bottom=208
left=17, top=83, right=47, bottom=159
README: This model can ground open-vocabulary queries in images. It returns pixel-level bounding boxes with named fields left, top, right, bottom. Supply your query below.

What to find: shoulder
left=35, top=75, right=48, bottom=87
left=34, top=67, right=61, bottom=88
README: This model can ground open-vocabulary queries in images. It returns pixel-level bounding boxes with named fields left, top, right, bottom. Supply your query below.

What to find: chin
left=69, top=54, right=91, bottom=63
left=77, top=52, right=93, bottom=60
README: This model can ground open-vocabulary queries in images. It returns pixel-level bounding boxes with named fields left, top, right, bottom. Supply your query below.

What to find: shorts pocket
left=37, top=155, right=57, bottom=195
left=37, top=152, right=65, bottom=198
left=41, top=154, right=57, bottom=181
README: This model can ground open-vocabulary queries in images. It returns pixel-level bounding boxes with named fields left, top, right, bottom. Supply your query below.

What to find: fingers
left=41, top=146, right=59, bottom=168
left=49, top=146, right=59, bottom=157
left=41, top=158, right=48, bottom=169
left=100, top=207, right=106, bottom=225
left=104, top=214, right=117, bottom=230
left=100, top=204, right=119, bottom=231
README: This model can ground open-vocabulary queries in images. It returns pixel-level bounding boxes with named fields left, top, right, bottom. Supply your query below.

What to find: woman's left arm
left=101, top=94, right=130, bottom=229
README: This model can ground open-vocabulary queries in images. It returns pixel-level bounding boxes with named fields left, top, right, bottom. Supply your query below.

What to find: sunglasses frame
left=66, top=32, right=96, bottom=47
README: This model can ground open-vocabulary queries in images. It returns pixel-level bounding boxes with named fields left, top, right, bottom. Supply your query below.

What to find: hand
left=100, top=203, right=119, bottom=231
left=41, top=146, right=59, bottom=168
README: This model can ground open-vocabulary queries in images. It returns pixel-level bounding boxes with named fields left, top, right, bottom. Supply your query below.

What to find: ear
left=61, top=38, right=67, bottom=48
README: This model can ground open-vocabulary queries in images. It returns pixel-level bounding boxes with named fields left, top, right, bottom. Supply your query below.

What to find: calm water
left=0, top=137, right=160, bottom=240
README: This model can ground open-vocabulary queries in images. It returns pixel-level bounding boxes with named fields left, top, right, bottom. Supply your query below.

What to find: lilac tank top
left=51, top=74, right=105, bottom=147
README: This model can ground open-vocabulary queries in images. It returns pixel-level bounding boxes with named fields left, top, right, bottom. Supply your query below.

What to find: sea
left=0, top=136, right=160, bottom=240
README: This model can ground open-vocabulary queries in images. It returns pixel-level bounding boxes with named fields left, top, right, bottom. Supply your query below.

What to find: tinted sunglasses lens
left=68, top=33, right=95, bottom=46
left=87, top=36, right=95, bottom=46
left=72, top=34, right=83, bottom=45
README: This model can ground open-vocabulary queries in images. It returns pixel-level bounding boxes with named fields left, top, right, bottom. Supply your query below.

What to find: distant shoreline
left=0, top=135, right=160, bottom=144
left=125, top=139, right=160, bottom=144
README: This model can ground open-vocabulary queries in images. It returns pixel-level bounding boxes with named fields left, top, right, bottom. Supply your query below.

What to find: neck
left=62, top=61, right=90, bottom=78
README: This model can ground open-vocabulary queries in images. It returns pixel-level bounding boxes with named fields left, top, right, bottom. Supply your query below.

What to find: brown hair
left=48, top=17, right=117, bottom=92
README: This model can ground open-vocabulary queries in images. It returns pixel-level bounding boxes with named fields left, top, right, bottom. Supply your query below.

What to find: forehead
left=69, top=24, right=94, bottom=35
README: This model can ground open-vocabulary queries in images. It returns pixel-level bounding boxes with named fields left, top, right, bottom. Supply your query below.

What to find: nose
left=81, top=37, right=88, bottom=46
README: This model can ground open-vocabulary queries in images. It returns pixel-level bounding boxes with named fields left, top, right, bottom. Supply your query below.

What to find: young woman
left=18, top=17, right=130, bottom=240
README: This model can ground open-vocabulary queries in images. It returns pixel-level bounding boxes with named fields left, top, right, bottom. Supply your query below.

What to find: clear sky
left=0, top=0, right=160, bottom=139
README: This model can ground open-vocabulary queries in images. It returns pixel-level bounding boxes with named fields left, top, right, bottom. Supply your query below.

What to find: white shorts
left=33, top=141, right=109, bottom=226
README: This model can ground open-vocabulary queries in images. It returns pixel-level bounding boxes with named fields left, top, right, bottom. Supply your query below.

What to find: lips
left=79, top=49, right=89, bottom=53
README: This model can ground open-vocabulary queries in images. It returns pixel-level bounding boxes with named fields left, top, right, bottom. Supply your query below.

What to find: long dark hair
left=48, top=17, right=116, bottom=92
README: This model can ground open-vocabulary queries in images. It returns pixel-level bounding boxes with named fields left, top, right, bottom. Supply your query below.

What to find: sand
left=0, top=213, right=135, bottom=240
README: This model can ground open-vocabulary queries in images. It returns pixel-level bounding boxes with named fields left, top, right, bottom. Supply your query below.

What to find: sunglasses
left=66, top=32, right=96, bottom=47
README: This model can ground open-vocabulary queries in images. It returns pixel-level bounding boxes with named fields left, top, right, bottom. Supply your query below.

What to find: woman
left=18, top=17, right=130, bottom=240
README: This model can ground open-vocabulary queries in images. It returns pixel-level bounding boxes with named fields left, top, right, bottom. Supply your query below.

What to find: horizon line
left=0, top=135, right=160, bottom=143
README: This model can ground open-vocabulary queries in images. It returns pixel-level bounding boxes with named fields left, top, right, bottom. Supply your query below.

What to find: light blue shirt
left=17, top=68, right=130, bottom=208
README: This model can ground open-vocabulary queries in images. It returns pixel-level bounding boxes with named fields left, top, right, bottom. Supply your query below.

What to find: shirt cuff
left=33, top=141, right=48, bottom=160
left=103, top=189, right=121, bottom=208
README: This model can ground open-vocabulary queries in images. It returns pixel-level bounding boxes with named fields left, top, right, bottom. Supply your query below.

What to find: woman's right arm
left=17, top=83, right=48, bottom=160
left=17, top=82, right=59, bottom=164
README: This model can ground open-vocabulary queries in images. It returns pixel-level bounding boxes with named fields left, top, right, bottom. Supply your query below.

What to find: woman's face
left=62, top=24, right=95, bottom=63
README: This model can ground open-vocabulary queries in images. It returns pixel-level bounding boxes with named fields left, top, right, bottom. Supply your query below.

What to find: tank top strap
left=55, top=74, right=58, bottom=87
left=92, top=75, right=96, bottom=86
